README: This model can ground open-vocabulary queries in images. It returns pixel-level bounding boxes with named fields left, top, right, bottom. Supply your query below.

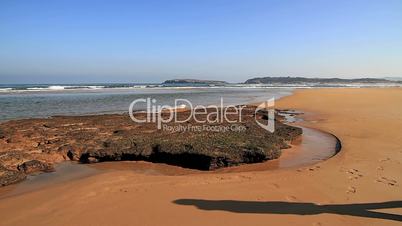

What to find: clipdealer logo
left=128, top=98, right=275, bottom=132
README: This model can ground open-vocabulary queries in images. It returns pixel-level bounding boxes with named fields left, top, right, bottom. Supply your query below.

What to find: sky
left=0, top=0, right=402, bottom=84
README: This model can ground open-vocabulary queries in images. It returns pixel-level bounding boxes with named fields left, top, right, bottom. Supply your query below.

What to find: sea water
left=0, top=84, right=293, bottom=121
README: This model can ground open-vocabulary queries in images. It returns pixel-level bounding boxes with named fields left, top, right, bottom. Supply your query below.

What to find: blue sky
left=0, top=0, right=401, bottom=83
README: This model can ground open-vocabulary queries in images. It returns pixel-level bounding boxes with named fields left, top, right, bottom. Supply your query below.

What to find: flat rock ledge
left=0, top=106, right=302, bottom=186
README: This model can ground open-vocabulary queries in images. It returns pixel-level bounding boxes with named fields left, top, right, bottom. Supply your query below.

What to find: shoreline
left=0, top=88, right=401, bottom=225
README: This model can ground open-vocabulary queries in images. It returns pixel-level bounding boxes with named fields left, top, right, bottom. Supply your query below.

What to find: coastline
left=0, top=88, right=401, bottom=225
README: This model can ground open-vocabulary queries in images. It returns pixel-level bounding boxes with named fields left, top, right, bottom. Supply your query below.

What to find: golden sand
left=0, top=88, right=401, bottom=226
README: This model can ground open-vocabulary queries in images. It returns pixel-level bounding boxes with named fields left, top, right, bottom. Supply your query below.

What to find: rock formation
left=0, top=106, right=302, bottom=185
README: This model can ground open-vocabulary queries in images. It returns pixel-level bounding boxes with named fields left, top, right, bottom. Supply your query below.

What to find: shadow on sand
left=173, top=199, right=402, bottom=222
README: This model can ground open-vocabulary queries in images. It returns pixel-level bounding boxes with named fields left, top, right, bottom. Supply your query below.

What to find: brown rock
left=17, top=160, right=54, bottom=174
left=0, top=165, right=26, bottom=186
left=0, top=106, right=302, bottom=176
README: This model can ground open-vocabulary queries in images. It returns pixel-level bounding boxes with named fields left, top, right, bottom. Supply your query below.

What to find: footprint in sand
left=346, top=186, right=356, bottom=194
left=256, top=196, right=264, bottom=201
left=346, top=168, right=363, bottom=180
left=272, top=183, right=280, bottom=189
left=379, top=157, right=390, bottom=162
left=285, top=195, right=298, bottom=201
left=308, top=166, right=321, bottom=171
left=348, top=175, right=359, bottom=180
left=376, top=176, right=398, bottom=186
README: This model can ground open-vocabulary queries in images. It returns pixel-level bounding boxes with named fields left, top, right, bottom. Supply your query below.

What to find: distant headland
left=162, top=77, right=400, bottom=85
left=244, top=76, right=397, bottom=84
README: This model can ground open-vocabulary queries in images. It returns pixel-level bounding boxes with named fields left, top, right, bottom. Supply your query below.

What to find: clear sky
left=1, top=0, right=401, bottom=83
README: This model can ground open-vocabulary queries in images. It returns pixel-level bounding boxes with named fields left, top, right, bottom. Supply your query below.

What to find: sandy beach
left=0, top=88, right=401, bottom=226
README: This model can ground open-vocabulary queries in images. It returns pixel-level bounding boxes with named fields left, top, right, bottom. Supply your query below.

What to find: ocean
left=1, top=82, right=400, bottom=122
left=0, top=84, right=293, bottom=121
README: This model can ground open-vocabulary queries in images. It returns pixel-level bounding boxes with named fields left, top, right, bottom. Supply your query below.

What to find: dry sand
left=0, top=88, right=401, bottom=226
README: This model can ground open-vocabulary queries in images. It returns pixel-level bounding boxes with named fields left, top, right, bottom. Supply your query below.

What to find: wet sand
left=0, top=88, right=401, bottom=226
left=0, top=162, right=99, bottom=199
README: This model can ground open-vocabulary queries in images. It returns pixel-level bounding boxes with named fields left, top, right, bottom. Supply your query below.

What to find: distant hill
left=383, top=77, right=402, bottom=81
left=163, top=79, right=228, bottom=85
left=244, top=76, right=395, bottom=84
